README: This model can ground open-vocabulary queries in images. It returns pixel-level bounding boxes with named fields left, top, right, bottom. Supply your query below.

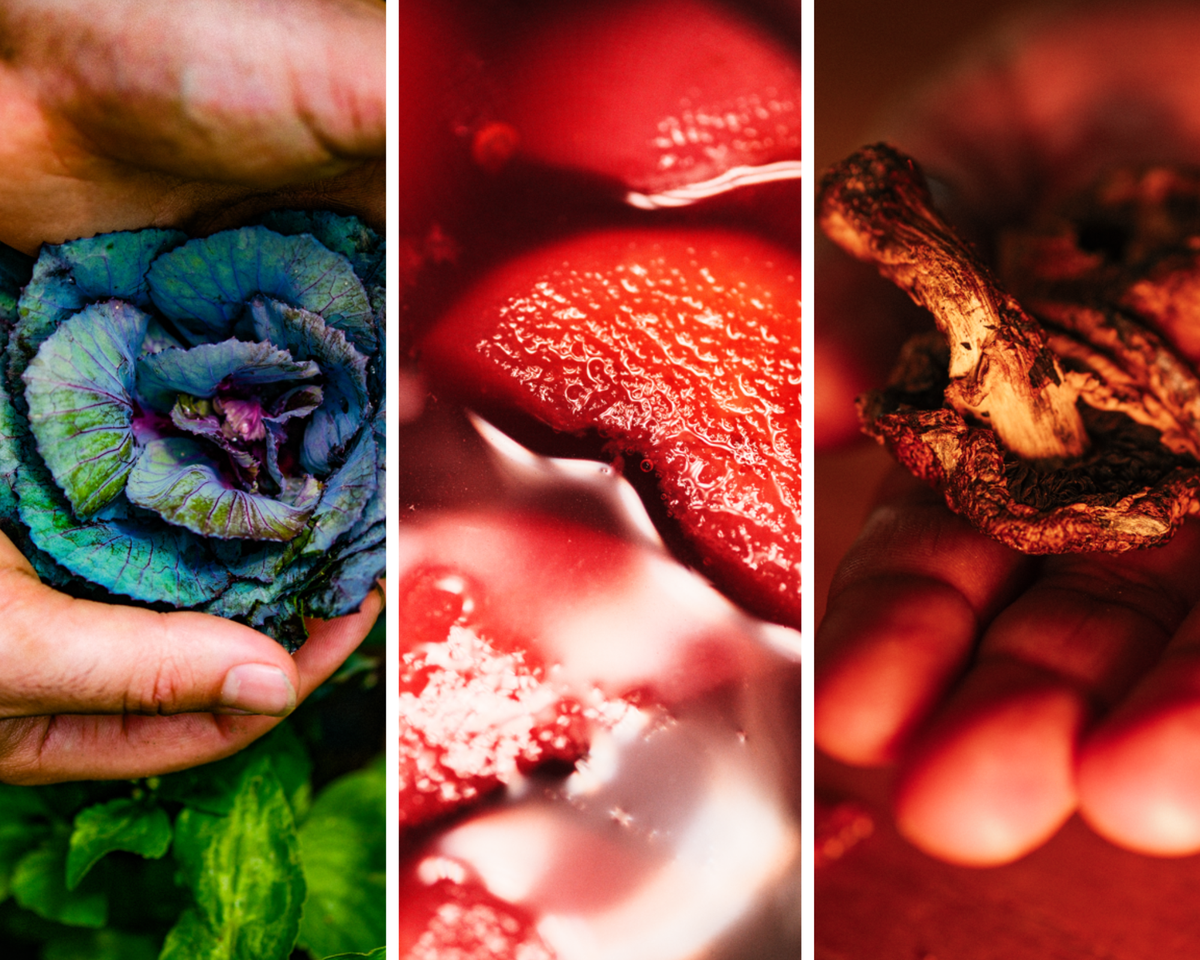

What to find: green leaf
left=321, top=949, right=386, bottom=959
left=0, top=785, right=54, bottom=901
left=15, top=457, right=233, bottom=608
left=135, top=338, right=318, bottom=412
left=147, top=227, right=376, bottom=353
left=126, top=437, right=319, bottom=541
left=160, top=756, right=305, bottom=960
left=102, top=853, right=190, bottom=929
left=11, top=836, right=107, bottom=928
left=22, top=300, right=146, bottom=517
left=43, top=928, right=160, bottom=960
left=245, top=297, right=371, bottom=476
left=296, top=755, right=385, bottom=959
left=65, top=798, right=171, bottom=890
left=158, top=907, right=215, bottom=958
left=157, top=721, right=312, bottom=819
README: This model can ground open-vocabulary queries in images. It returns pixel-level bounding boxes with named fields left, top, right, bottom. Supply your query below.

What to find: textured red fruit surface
left=398, top=873, right=555, bottom=960
left=396, top=563, right=592, bottom=829
left=490, top=0, right=801, bottom=194
left=394, top=507, right=779, bottom=827
left=421, top=228, right=802, bottom=628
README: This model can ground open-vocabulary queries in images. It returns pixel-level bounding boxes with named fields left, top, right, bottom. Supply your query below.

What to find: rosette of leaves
left=0, top=211, right=385, bottom=649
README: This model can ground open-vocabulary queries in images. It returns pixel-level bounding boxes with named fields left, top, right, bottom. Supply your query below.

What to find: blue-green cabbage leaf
left=0, top=213, right=385, bottom=649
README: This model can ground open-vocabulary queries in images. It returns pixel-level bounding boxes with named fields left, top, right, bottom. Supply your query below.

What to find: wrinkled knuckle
left=127, top=660, right=186, bottom=716
left=0, top=718, right=52, bottom=785
left=125, top=622, right=195, bottom=715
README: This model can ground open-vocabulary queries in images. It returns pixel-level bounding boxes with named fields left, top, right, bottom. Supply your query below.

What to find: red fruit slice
left=420, top=228, right=803, bottom=628
left=490, top=0, right=801, bottom=197
left=395, top=508, right=780, bottom=825
left=396, top=563, right=594, bottom=828
left=398, top=872, right=556, bottom=960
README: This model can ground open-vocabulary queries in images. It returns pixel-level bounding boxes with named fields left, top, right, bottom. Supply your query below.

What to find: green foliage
left=12, top=837, right=107, bottom=929
left=0, top=718, right=385, bottom=959
left=297, top=757, right=386, bottom=958
left=66, top=798, right=171, bottom=890
left=156, top=721, right=313, bottom=818
left=162, top=756, right=305, bottom=960
left=42, top=928, right=159, bottom=960
left=0, top=787, right=53, bottom=901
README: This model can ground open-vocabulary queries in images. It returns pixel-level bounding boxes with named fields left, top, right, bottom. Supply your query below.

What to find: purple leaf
left=127, top=438, right=320, bottom=541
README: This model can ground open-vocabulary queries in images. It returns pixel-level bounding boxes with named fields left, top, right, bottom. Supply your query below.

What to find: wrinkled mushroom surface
left=819, top=143, right=1200, bottom=554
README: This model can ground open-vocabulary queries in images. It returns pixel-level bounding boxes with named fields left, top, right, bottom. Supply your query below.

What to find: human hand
left=0, top=528, right=383, bottom=784
left=0, top=0, right=384, bottom=253
left=815, top=3, right=1200, bottom=864
left=0, top=0, right=385, bottom=782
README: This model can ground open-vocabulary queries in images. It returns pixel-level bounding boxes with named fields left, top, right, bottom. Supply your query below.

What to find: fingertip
left=142, top=609, right=304, bottom=717
left=893, top=665, right=1083, bottom=866
left=292, top=585, right=384, bottom=693
left=815, top=577, right=977, bottom=766
left=1079, top=669, right=1200, bottom=857
left=216, top=663, right=297, bottom=717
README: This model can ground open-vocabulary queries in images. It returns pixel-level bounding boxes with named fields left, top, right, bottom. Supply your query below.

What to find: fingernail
left=218, top=664, right=297, bottom=717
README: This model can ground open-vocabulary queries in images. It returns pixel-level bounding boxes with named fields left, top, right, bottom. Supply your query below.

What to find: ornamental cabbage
left=0, top=211, right=385, bottom=649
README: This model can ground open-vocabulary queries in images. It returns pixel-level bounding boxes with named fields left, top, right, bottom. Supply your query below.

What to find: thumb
left=0, top=537, right=300, bottom=719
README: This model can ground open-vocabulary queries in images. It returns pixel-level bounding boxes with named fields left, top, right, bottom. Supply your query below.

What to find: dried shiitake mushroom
left=818, top=142, right=1200, bottom=553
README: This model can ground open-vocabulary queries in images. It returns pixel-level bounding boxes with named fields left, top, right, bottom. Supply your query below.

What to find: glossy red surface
left=490, top=0, right=802, bottom=196
left=396, top=1, right=803, bottom=955
left=422, top=228, right=802, bottom=629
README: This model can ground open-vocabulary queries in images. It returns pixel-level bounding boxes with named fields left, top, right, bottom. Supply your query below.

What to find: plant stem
left=819, top=143, right=1089, bottom=464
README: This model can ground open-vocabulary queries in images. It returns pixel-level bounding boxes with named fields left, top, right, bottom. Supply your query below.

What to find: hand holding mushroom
left=816, top=3, right=1200, bottom=864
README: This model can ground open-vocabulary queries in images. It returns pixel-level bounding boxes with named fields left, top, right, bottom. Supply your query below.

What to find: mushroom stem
left=819, top=143, right=1089, bottom=464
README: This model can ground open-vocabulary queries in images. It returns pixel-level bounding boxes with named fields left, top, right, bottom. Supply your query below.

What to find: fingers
left=0, top=529, right=369, bottom=721
left=814, top=466, right=1033, bottom=765
left=895, top=658, right=1086, bottom=867
left=10, top=0, right=385, bottom=184
left=895, top=521, right=1200, bottom=865
left=0, top=713, right=277, bottom=786
left=0, top=580, right=383, bottom=784
left=174, top=158, right=387, bottom=238
left=1078, top=578, right=1200, bottom=855
left=296, top=578, right=385, bottom=683
left=816, top=462, right=1200, bottom=865
left=0, top=0, right=391, bottom=250
left=0, top=536, right=300, bottom=720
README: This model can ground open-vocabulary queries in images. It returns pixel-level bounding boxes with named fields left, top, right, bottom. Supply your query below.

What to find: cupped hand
left=0, top=0, right=385, bottom=253
left=0, top=530, right=383, bottom=784
left=816, top=3, right=1200, bottom=864
left=0, top=0, right=385, bottom=782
